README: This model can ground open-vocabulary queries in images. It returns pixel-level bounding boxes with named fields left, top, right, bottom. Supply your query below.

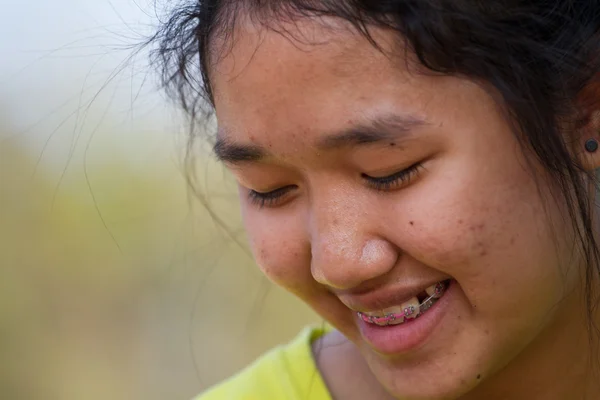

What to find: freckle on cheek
left=469, top=223, right=485, bottom=232
left=409, top=221, right=414, bottom=226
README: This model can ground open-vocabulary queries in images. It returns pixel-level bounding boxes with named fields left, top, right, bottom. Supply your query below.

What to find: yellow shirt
left=195, top=327, right=332, bottom=400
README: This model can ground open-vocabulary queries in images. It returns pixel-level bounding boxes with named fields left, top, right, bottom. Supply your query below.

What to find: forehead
left=210, top=18, right=400, bottom=86
left=209, top=18, right=454, bottom=151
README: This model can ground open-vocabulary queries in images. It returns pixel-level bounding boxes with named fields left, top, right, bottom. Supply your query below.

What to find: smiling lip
left=356, top=280, right=456, bottom=355
left=339, top=278, right=451, bottom=313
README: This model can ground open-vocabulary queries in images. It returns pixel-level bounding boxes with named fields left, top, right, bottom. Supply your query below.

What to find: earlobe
left=580, top=137, right=600, bottom=171
left=577, top=110, right=600, bottom=171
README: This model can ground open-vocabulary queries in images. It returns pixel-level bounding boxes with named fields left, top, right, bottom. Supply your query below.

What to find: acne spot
left=458, top=219, right=464, bottom=225
left=475, top=240, right=487, bottom=257
left=469, top=223, right=485, bottom=232
left=510, top=237, right=516, bottom=245
left=484, top=329, right=490, bottom=336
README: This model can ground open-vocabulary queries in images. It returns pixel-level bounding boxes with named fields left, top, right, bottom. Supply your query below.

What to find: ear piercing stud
left=585, top=138, right=599, bottom=153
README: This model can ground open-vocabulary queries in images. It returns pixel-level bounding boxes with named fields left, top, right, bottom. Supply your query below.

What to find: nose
left=309, top=189, right=398, bottom=290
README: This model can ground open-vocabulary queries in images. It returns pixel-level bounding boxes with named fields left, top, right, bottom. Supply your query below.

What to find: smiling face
left=210, top=18, right=586, bottom=399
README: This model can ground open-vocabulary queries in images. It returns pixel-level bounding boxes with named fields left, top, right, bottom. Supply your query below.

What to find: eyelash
left=248, top=186, right=296, bottom=209
left=362, top=163, right=423, bottom=191
left=247, top=163, right=423, bottom=208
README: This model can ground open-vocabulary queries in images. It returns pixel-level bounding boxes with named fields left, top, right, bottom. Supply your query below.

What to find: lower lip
left=357, top=280, right=456, bottom=355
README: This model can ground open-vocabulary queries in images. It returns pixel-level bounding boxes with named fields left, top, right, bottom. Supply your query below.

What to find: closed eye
left=246, top=163, right=423, bottom=209
left=247, top=185, right=296, bottom=208
left=362, top=163, right=423, bottom=191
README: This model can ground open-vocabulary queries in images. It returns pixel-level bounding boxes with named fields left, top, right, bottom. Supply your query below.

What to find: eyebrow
left=213, top=113, right=427, bottom=164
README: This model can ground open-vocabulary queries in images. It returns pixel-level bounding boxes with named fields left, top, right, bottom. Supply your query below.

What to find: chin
left=356, top=320, right=500, bottom=400
left=367, top=355, right=484, bottom=400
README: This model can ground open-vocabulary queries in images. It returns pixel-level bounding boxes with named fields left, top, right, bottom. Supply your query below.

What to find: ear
left=576, top=110, right=600, bottom=171
left=574, top=79, right=600, bottom=171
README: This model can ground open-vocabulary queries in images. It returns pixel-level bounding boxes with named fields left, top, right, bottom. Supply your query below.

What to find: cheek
left=402, top=169, right=570, bottom=313
left=404, top=191, right=516, bottom=275
left=241, top=204, right=310, bottom=291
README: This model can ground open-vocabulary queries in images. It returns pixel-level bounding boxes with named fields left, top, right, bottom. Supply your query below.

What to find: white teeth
left=380, top=306, right=404, bottom=325
left=425, top=283, right=438, bottom=297
left=388, top=313, right=405, bottom=325
left=382, top=306, right=404, bottom=316
left=426, top=281, right=446, bottom=298
left=359, top=281, right=450, bottom=326
left=363, top=305, right=403, bottom=319
left=400, top=296, right=420, bottom=319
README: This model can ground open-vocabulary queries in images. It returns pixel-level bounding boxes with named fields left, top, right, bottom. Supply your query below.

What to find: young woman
left=152, top=1, right=600, bottom=399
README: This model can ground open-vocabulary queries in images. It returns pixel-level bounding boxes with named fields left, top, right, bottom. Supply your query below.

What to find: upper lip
left=337, top=279, right=449, bottom=313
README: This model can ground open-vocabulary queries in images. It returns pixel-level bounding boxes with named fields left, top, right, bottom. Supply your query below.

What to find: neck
left=461, top=290, right=599, bottom=400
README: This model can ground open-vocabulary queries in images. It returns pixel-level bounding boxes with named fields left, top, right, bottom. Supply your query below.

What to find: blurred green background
left=0, top=1, right=319, bottom=399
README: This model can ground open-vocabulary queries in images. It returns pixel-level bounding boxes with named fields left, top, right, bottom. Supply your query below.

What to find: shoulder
left=194, top=344, right=288, bottom=400
left=193, top=326, right=332, bottom=400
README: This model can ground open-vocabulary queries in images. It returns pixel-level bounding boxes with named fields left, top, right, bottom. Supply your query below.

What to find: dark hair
left=150, top=1, right=600, bottom=330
